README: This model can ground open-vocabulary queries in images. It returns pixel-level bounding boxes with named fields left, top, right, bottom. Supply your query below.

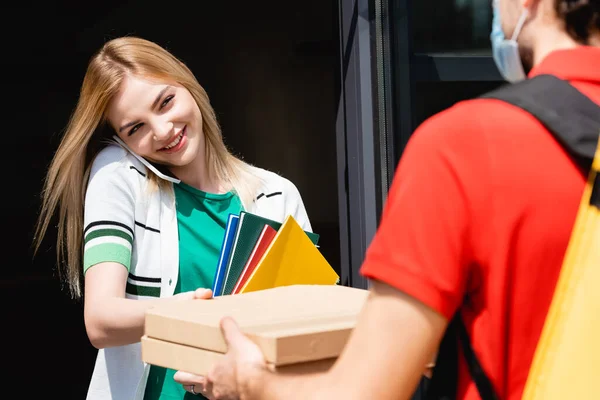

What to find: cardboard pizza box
left=142, top=284, right=369, bottom=368
left=141, top=336, right=336, bottom=377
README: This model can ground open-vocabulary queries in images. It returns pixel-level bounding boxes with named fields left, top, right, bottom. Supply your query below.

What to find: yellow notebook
left=240, top=216, right=339, bottom=293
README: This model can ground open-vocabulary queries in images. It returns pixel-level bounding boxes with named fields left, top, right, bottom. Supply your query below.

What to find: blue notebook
left=211, top=213, right=240, bottom=297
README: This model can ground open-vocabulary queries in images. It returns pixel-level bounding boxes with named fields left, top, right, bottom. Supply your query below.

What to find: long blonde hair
left=34, top=36, right=262, bottom=298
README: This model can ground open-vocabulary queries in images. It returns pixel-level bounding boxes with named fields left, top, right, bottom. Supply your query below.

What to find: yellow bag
left=522, top=139, right=600, bottom=399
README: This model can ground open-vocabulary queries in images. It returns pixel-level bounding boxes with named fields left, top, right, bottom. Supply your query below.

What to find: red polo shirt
left=360, top=46, right=600, bottom=400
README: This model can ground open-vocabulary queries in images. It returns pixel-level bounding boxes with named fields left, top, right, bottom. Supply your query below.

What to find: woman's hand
left=173, top=288, right=213, bottom=301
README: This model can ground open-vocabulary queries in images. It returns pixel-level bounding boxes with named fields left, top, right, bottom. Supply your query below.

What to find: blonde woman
left=34, top=36, right=313, bottom=400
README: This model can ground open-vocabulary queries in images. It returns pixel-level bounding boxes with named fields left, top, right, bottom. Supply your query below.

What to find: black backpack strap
left=456, top=320, right=499, bottom=400
left=481, top=74, right=600, bottom=172
left=425, top=317, right=459, bottom=400
left=425, top=316, right=498, bottom=400
left=592, top=174, right=600, bottom=207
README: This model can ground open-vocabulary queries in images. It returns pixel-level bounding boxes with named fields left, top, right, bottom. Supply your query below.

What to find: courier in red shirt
left=361, top=45, right=600, bottom=399
left=361, top=5, right=600, bottom=400
left=170, top=2, right=600, bottom=400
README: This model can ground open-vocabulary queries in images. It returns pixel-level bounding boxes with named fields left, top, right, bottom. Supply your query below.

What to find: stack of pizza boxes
left=142, top=284, right=369, bottom=376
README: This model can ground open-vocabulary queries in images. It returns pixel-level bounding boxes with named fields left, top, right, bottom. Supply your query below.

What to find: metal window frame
left=390, top=0, right=504, bottom=158
left=413, top=54, right=503, bottom=82
left=336, top=0, right=504, bottom=290
left=336, top=0, right=379, bottom=290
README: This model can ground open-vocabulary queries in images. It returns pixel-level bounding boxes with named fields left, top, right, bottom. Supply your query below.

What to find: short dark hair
left=555, top=0, right=600, bottom=43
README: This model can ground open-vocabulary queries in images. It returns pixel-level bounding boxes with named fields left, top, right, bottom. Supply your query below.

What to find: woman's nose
left=152, top=120, right=174, bottom=142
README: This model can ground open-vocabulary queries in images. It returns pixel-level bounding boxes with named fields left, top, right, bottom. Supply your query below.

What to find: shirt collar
left=529, top=46, right=600, bottom=83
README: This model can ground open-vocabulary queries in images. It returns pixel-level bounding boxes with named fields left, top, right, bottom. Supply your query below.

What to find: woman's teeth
left=164, top=132, right=183, bottom=150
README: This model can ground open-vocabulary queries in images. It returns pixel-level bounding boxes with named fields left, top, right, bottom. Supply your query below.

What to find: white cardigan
left=83, top=144, right=313, bottom=400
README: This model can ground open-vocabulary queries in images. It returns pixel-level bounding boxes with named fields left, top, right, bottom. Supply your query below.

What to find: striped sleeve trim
left=126, top=274, right=161, bottom=298
left=83, top=221, right=134, bottom=273
left=84, top=220, right=134, bottom=236
left=83, top=243, right=132, bottom=273
left=129, top=273, right=161, bottom=283
left=85, top=228, right=133, bottom=246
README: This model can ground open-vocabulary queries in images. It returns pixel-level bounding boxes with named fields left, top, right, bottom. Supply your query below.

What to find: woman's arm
left=84, top=262, right=211, bottom=349
left=83, top=149, right=213, bottom=349
left=82, top=149, right=204, bottom=348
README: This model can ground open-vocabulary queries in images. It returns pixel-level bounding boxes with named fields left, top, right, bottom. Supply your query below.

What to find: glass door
left=336, top=0, right=506, bottom=289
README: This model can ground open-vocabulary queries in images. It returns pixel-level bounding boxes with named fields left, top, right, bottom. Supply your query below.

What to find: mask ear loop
left=112, top=135, right=181, bottom=184
left=511, top=9, right=529, bottom=41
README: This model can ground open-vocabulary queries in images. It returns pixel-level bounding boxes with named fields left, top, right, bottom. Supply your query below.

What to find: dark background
left=4, top=1, right=340, bottom=397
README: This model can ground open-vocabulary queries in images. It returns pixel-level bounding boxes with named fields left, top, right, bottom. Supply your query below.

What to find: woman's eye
left=160, top=95, right=174, bottom=109
left=128, top=123, right=143, bottom=136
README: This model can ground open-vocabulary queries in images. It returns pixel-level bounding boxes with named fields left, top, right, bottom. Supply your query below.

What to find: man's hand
left=174, top=281, right=447, bottom=400
left=174, top=316, right=268, bottom=399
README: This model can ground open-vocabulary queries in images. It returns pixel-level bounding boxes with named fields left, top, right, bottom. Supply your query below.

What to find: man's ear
left=522, top=0, right=542, bottom=11
left=522, top=0, right=546, bottom=22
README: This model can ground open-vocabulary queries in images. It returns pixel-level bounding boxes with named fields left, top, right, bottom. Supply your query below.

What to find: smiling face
left=107, top=74, right=204, bottom=168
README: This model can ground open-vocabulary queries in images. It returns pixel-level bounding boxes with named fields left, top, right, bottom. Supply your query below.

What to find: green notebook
left=220, top=211, right=319, bottom=296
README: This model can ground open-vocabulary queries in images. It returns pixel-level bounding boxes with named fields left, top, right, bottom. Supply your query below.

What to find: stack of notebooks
left=211, top=212, right=339, bottom=296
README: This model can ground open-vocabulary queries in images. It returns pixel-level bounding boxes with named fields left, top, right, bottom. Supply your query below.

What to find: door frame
left=335, top=0, right=503, bottom=289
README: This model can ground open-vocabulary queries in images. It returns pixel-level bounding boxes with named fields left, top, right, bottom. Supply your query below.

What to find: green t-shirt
left=144, top=182, right=242, bottom=400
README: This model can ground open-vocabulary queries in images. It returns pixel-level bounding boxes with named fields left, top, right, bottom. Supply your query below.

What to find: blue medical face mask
left=491, top=5, right=529, bottom=83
